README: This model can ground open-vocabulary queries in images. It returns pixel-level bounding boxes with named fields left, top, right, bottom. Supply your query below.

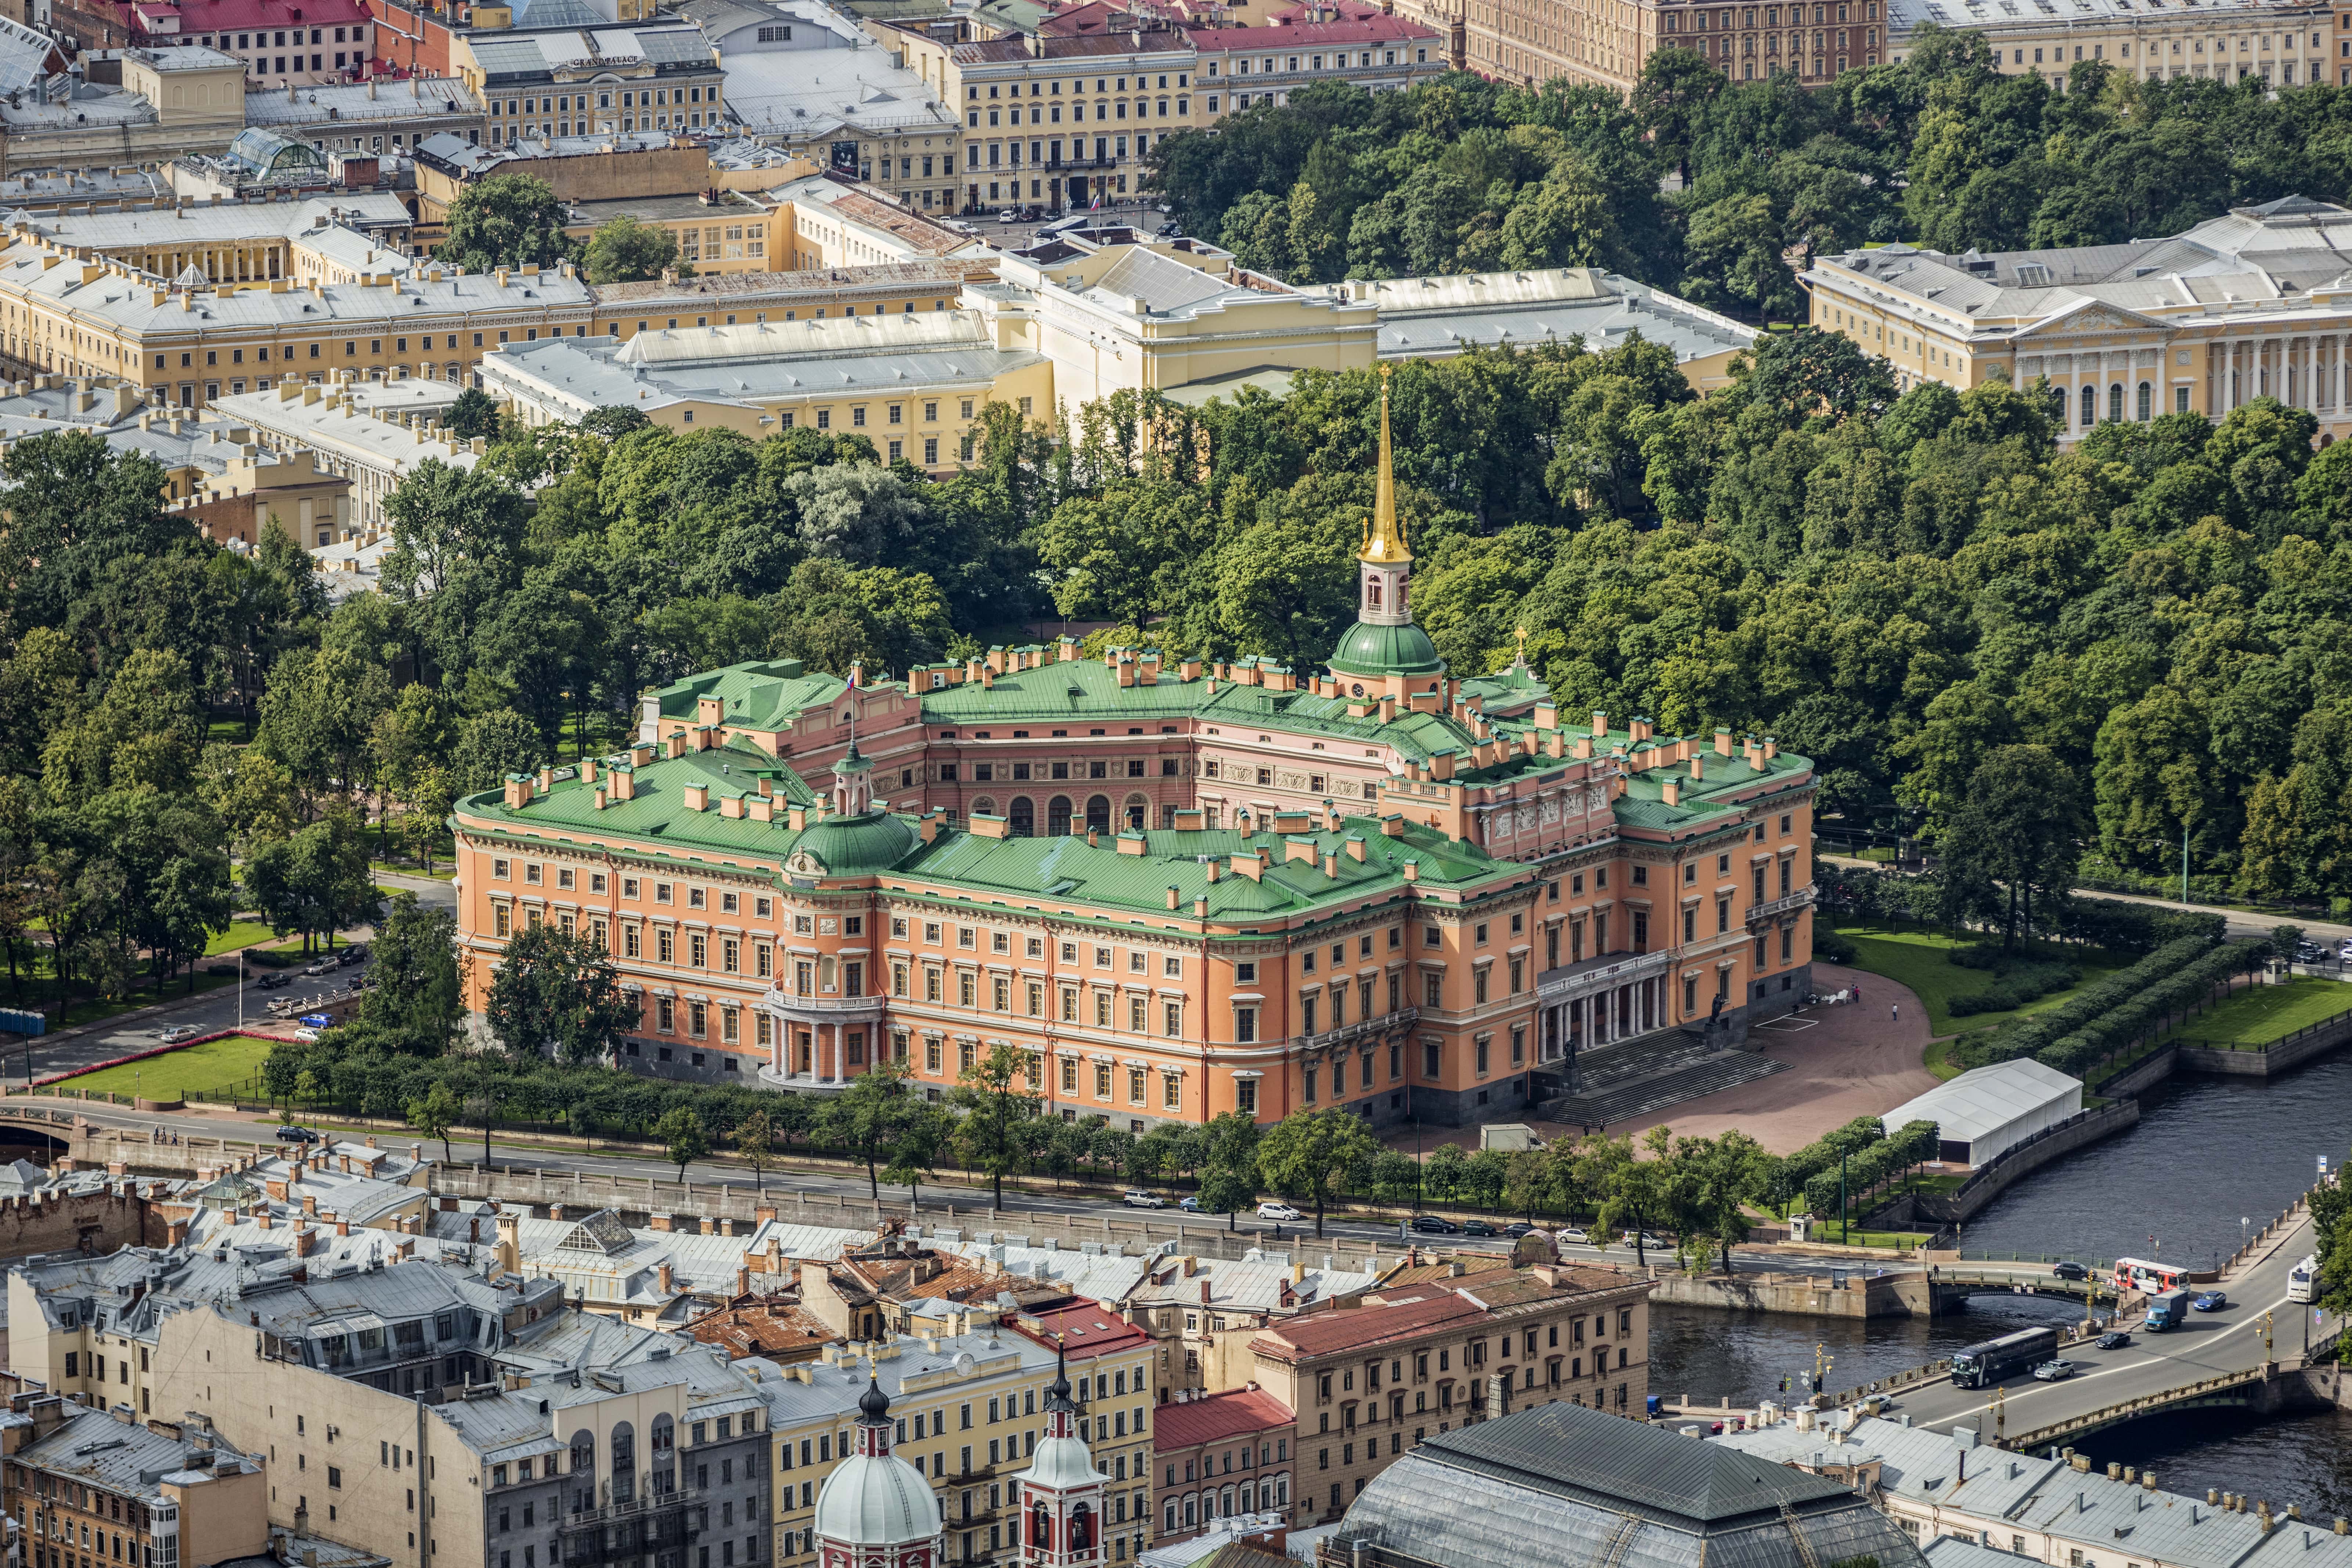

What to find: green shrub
left=1948, top=944, right=2005, bottom=972
left=1947, top=962, right=2078, bottom=1016
left=1814, top=927, right=1857, bottom=964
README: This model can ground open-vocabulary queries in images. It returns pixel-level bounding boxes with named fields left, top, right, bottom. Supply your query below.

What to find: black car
left=275, top=1126, right=322, bottom=1144
left=254, top=971, right=292, bottom=990
left=1462, top=1220, right=1498, bottom=1237
left=336, top=945, right=369, bottom=967
left=2096, top=1330, right=2133, bottom=1350
left=1409, top=1215, right=1460, bottom=1234
left=2052, top=1261, right=2089, bottom=1281
left=1504, top=1222, right=1537, bottom=1237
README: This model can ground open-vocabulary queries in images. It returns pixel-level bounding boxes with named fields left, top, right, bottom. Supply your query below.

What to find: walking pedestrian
left=1891, top=1002, right=1900, bottom=1024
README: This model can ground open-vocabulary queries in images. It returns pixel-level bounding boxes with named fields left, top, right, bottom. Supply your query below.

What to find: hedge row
left=1815, top=865, right=2226, bottom=955
left=1800, top=1120, right=1939, bottom=1218
left=1948, top=962, right=2079, bottom=1016
left=1955, top=933, right=2219, bottom=1070
left=2034, top=941, right=2268, bottom=1076
left=1778, top=1114, right=1887, bottom=1197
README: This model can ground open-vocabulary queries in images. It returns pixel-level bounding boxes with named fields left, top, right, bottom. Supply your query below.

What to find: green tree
left=439, top=173, right=573, bottom=273
left=950, top=1043, right=1038, bottom=1209
left=444, top=387, right=504, bottom=443
left=483, top=922, right=639, bottom=1064
left=407, top=1081, right=461, bottom=1164
left=656, top=1105, right=709, bottom=1182
left=357, top=892, right=467, bottom=1053
left=820, top=1059, right=920, bottom=1201
left=1939, top=744, right=2090, bottom=944
left=583, top=216, right=689, bottom=285
left=241, top=808, right=381, bottom=953
left=732, top=1110, right=778, bottom=1192
left=1256, top=1107, right=1378, bottom=1237
left=882, top=1102, right=950, bottom=1207
left=1195, top=1110, right=1262, bottom=1230
left=1633, top=46, right=1723, bottom=185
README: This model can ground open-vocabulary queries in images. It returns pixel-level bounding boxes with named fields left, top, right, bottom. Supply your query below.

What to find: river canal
left=1650, top=1051, right=2352, bottom=1510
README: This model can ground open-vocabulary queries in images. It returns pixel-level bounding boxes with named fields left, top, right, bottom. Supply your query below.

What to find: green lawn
left=205, top=920, right=281, bottom=955
left=2159, top=977, right=2352, bottom=1048
left=1839, top=924, right=2131, bottom=1037
left=53, top=1032, right=278, bottom=1100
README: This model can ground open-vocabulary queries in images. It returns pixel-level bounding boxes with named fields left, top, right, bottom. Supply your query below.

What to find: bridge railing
left=2008, top=1364, right=2268, bottom=1450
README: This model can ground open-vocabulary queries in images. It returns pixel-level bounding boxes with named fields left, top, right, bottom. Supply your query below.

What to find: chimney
left=1591, top=711, right=1608, bottom=737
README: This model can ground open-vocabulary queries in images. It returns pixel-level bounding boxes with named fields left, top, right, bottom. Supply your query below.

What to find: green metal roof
left=1328, top=621, right=1446, bottom=679
left=654, top=660, right=847, bottom=733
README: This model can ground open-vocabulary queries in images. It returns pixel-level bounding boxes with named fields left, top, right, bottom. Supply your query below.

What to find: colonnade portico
left=1534, top=949, right=1677, bottom=1074
left=759, top=992, right=885, bottom=1092
left=2212, top=331, right=2352, bottom=419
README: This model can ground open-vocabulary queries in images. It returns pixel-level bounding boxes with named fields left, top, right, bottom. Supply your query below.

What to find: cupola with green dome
left=1328, top=365, right=1447, bottom=686
left=783, top=738, right=919, bottom=879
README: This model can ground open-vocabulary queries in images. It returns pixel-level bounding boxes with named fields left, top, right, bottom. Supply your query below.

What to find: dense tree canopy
left=1147, top=40, right=2352, bottom=321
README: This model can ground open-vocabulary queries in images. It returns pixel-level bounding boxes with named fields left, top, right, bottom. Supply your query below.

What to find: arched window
left=1368, top=577, right=1382, bottom=609
left=1086, top=795, right=1111, bottom=833
left=1070, top=1503, right=1094, bottom=1550
left=1047, top=796, right=1073, bottom=835
left=649, top=1416, right=675, bottom=1495
left=2137, top=381, right=2152, bottom=421
left=2080, top=384, right=2096, bottom=427
left=609, top=1422, right=636, bottom=1504
left=568, top=1432, right=595, bottom=1500
left=2109, top=383, right=2124, bottom=423
left=1009, top=797, right=1034, bottom=836
left=1031, top=1503, right=1052, bottom=1550
left=971, top=797, right=996, bottom=819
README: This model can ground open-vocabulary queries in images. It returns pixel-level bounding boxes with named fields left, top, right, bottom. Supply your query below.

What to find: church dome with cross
left=812, top=1378, right=943, bottom=1568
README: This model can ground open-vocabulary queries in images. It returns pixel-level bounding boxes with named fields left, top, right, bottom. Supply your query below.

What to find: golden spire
left=1360, top=364, right=1411, bottom=565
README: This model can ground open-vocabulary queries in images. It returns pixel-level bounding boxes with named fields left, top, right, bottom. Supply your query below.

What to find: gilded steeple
left=1359, top=364, right=1411, bottom=566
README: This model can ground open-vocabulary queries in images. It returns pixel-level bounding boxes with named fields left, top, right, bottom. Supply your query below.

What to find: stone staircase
left=1537, top=1027, right=1790, bottom=1129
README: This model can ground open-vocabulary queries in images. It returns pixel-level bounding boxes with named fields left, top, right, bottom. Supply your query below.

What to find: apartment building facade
left=0, top=228, right=592, bottom=403
left=1242, top=1261, right=1652, bottom=1527
left=759, top=1329, right=1153, bottom=1568
left=4, top=1402, right=270, bottom=1568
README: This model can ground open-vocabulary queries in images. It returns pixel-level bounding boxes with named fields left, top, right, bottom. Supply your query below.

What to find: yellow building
left=1802, top=194, right=2352, bottom=443
left=0, top=229, right=592, bottom=404
left=760, top=1324, right=1155, bottom=1568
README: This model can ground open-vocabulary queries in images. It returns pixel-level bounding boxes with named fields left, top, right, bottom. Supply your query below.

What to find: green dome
left=790, top=810, right=919, bottom=878
left=1329, top=620, right=1446, bottom=680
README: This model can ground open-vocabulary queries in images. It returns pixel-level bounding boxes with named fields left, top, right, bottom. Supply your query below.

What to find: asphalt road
left=1862, top=1215, right=2327, bottom=1442
left=6, top=872, right=455, bottom=1086
left=36, top=1073, right=1933, bottom=1280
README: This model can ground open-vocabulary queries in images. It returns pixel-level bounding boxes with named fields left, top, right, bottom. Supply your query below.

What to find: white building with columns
left=1801, top=194, right=2352, bottom=445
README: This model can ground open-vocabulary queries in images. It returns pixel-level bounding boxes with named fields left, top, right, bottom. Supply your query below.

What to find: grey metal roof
left=1340, top=1406, right=1927, bottom=1568
left=1424, top=1403, right=1861, bottom=1524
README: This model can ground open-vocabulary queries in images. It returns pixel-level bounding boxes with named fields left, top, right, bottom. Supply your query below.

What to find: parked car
left=2031, top=1359, right=2078, bottom=1381
left=1557, top=1226, right=1591, bottom=1244
left=290, top=1027, right=321, bottom=1042
left=1256, top=1202, right=1301, bottom=1222
left=2052, top=1261, right=2089, bottom=1280
left=1177, top=1196, right=1200, bottom=1213
left=1462, top=1220, right=1498, bottom=1237
left=254, top=971, right=291, bottom=990
left=2296, top=942, right=2329, bottom=964
left=336, top=945, right=368, bottom=966
left=1621, top=1231, right=1669, bottom=1251
left=1408, top=1215, right=1459, bottom=1234
left=2193, top=1291, right=2229, bottom=1311
left=158, top=1024, right=203, bottom=1043
left=2096, top=1330, right=2133, bottom=1350
left=303, top=959, right=338, bottom=977
left=274, top=1126, right=323, bottom=1143
left=296, top=1013, right=334, bottom=1029
left=1122, top=1189, right=1166, bottom=1209
left=1503, top=1222, right=1537, bottom=1238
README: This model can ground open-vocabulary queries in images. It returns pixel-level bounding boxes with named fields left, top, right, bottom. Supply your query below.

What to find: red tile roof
left=1247, top=1290, right=1483, bottom=1363
left=1151, top=1388, right=1295, bottom=1451
left=111, top=0, right=369, bottom=37
left=1014, top=1302, right=1154, bottom=1361
left=1187, top=12, right=1434, bottom=44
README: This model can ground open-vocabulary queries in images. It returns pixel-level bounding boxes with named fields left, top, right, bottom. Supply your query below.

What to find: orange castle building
left=451, top=373, right=1818, bottom=1129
